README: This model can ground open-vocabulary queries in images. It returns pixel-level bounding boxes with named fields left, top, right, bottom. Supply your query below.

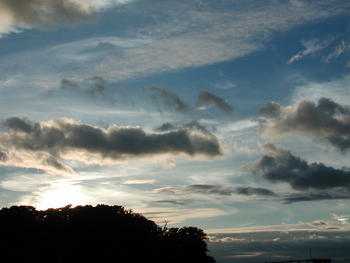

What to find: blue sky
left=0, top=0, right=350, bottom=262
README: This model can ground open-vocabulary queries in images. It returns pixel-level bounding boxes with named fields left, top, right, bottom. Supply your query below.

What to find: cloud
left=154, top=184, right=277, bottom=197
left=153, top=199, right=192, bottom=206
left=287, top=38, right=333, bottom=64
left=325, top=40, right=350, bottom=62
left=0, top=117, right=222, bottom=174
left=259, top=98, right=350, bottom=152
left=249, top=143, right=350, bottom=191
left=3, top=1, right=348, bottom=87
left=291, top=74, right=350, bottom=106
left=282, top=191, right=350, bottom=203
left=331, top=213, right=349, bottom=224
left=0, top=150, right=8, bottom=161
left=208, top=231, right=350, bottom=263
left=234, top=186, right=277, bottom=197
left=197, top=91, right=234, bottom=115
left=136, top=207, right=228, bottom=224
left=311, top=220, right=327, bottom=226
left=154, top=120, right=211, bottom=134
left=61, top=76, right=107, bottom=97
left=122, top=179, right=156, bottom=185
left=0, top=0, right=134, bottom=35
left=145, top=87, right=191, bottom=113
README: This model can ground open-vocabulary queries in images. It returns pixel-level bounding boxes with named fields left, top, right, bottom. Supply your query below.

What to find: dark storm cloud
left=155, top=184, right=277, bottom=197
left=259, top=98, right=350, bottom=152
left=0, top=0, right=98, bottom=33
left=146, top=87, right=190, bottom=113
left=197, top=91, right=234, bottom=115
left=249, top=143, right=350, bottom=191
left=0, top=117, right=222, bottom=174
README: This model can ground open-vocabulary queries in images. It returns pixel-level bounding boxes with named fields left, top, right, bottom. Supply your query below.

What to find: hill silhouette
left=0, top=204, right=215, bottom=263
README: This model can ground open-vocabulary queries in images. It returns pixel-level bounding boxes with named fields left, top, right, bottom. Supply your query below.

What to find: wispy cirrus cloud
left=287, top=38, right=333, bottom=64
left=1, top=0, right=349, bottom=87
left=325, top=40, right=350, bottom=62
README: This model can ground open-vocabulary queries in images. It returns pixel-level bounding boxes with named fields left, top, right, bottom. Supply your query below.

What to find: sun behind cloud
left=35, top=182, right=87, bottom=210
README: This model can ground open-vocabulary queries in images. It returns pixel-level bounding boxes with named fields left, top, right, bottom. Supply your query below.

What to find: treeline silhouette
left=0, top=204, right=215, bottom=263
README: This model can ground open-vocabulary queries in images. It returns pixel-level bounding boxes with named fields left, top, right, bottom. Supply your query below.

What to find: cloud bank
left=0, top=117, right=222, bottom=174
left=259, top=98, right=350, bottom=152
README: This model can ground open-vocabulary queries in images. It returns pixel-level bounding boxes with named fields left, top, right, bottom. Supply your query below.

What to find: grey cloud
left=259, top=98, right=350, bottom=152
left=42, top=156, right=74, bottom=175
left=61, top=76, right=107, bottom=97
left=153, top=200, right=192, bottom=206
left=258, top=101, right=281, bottom=118
left=146, top=87, right=190, bottom=113
left=197, top=91, right=234, bottom=115
left=282, top=191, right=350, bottom=204
left=155, top=184, right=277, bottom=197
left=0, top=117, right=221, bottom=174
left=154, top=122, right=176, bottom=132
left=154, top=120, right=210, bottom=134
left=3, top=117, right=35, bottom=133
left=250, top=143, right=350, bottom=191
left=0, top=150, right=8, bottom=161
left=235, top=186, right=277, bottom=197
left=0, top=0, right=97, bottom=34
left=97, top=42, right=125, bottom=57
left=0, top=0, right=135, bottom=35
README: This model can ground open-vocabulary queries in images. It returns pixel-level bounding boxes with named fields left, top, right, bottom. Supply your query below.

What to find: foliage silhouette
left=0, top=204, right=215, bottom=263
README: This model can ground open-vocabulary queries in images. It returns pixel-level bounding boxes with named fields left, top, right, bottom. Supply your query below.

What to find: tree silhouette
left=0, top=204, right=215, bottom=263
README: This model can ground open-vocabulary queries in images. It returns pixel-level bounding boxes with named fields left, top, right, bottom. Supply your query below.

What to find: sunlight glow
left=35, top=183, right=87, bottom=210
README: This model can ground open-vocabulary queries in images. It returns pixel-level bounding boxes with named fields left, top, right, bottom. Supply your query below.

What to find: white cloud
left=287, top=38, right=333, bottom=64
left=122, top=179, right=156, bottom=185
left=325, top=40, right=350, bottom=62
left=135, top=207, right=229, bottom=224
left=1, top=0, right=348, bottom=86
left=291, top=74, right=350, bottom=106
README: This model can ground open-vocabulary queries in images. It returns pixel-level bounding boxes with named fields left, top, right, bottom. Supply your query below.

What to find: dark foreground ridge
left=0, top=205, right=215, bottom=263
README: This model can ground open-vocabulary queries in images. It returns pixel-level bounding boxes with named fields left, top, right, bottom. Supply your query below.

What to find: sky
left=0, top=0, right=350, bottom=262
